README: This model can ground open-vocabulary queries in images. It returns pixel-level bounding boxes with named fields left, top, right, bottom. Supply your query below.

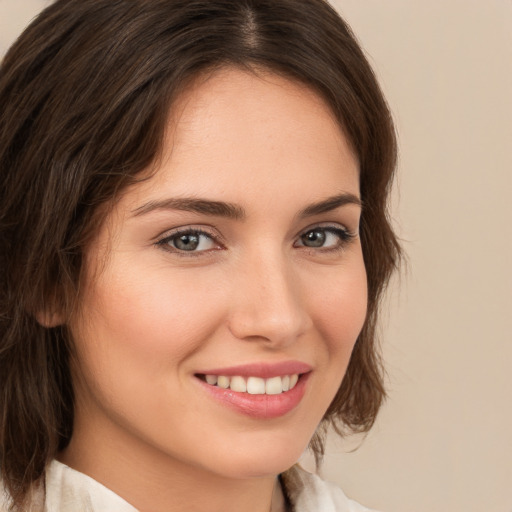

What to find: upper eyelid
left=297, top=222, right=356, bottom=237
left=156, top=222, right=351, bottom=236
left=155, top=225, right=223, bottom=244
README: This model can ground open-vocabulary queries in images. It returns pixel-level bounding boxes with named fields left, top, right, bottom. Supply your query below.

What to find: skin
left=60, top=67, right=368, bottom=512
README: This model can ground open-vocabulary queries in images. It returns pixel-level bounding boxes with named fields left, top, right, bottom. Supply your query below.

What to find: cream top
left=1, top=460, right=378, bottom=512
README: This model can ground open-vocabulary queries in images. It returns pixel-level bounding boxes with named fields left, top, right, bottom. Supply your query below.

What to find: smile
left=199, top=374, right=300, bottom=395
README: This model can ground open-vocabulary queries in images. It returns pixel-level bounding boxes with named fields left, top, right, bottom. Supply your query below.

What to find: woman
left=0, top=0, right=401, bottom=510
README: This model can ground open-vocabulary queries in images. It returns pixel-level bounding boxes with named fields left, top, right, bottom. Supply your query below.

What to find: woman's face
left=68, top=68, right=367, bottom=480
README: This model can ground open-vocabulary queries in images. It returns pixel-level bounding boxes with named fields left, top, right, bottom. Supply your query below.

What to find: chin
left=201, top=430, right=312, bottom=479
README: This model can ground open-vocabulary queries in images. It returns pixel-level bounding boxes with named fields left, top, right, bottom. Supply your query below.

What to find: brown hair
left=0, top=0, right=400, bottom=507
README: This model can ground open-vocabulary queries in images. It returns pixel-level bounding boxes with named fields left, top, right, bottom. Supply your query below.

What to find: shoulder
left=0, top=477, right=9, bottom=512
left=281, top=465, right=380, bottom=512
left=1, top=461, right=137, bottom=512
left=44, top=460, right=137, bottom=512
left=0, top=474, right=45, bottom=512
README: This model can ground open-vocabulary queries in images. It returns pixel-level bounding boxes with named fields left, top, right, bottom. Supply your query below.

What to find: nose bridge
left=228, top=246, right=311, bottom=345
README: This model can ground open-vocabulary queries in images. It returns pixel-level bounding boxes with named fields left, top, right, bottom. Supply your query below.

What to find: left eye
left=296, top=227, right=350, bottom=249
left=159, top=230, right=217, bottom=252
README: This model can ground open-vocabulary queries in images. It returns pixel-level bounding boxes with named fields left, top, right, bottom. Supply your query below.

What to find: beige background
left=1, top=1, right=511, bottom=511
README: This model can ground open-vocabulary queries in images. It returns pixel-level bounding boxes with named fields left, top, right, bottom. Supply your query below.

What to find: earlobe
left=33, top=289, right=67, bottom=327
left=35, top=310, right=65, bottom=328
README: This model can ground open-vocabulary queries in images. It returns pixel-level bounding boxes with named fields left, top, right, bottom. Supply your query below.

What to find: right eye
left=157, top=229, right=218, bottom=253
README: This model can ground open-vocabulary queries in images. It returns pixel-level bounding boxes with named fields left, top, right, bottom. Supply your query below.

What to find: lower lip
left=196, top=373, right=310, bottom=419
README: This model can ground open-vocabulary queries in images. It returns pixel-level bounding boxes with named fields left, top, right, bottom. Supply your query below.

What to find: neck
left=59, top=411, right=286, bottom=512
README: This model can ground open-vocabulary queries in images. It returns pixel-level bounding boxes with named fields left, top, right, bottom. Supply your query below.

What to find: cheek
left=72, top=264, right=228, bottom=385
left=307, top=258, right=368, bottom=363
left=288, top=257, right=367, bottom=434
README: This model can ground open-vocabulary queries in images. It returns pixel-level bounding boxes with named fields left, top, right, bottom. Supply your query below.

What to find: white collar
left=2, top=460, right=375, bottom=512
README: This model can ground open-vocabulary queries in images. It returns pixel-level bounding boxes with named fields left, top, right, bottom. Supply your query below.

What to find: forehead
left=124, top=67, right=360, bottom=211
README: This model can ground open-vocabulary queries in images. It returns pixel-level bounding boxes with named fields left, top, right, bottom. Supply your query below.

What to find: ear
left=33, top=286, right=68, bottom=328
left=35, top=310, right=65, bottom=328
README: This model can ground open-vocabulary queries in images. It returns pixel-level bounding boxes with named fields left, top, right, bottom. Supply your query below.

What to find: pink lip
left=194, top=362, right=312, bottom=419
left=196, top=361, right=312, bottom=379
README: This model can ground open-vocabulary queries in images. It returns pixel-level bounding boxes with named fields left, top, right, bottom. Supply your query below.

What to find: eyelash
left=155, top=225, right=356, bottom=256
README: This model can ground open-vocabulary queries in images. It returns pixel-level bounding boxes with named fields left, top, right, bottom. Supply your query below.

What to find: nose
left=227, top=250, right=312, bottom=347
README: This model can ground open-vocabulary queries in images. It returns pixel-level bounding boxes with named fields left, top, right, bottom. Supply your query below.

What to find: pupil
left=303, top=230, right=325, bottom=247
left=175, top=234, right=199, bottom=251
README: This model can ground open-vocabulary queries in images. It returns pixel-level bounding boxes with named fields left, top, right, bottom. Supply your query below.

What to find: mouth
left=194, top=364, right=311, bottom=419
left=196, top=373, right=301, bottom=395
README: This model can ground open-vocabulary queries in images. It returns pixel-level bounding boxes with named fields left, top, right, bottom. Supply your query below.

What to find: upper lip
left=195, top=361, right=312, bottom=379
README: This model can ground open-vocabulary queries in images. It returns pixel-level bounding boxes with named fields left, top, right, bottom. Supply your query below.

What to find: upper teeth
left=204, top=374, right=299, bottom=395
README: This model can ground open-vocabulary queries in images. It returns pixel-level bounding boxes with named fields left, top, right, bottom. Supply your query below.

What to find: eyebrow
left=298, top=193, right=362, bottom=217
left=132, top=198, right=245, bottom=220
left=131, top=193, right=361, bottom=220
